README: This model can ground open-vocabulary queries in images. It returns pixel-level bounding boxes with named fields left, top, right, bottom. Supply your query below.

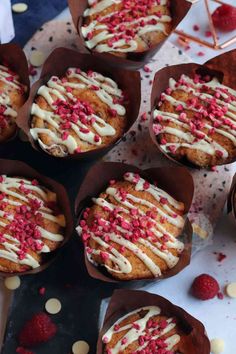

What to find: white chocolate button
left=4, top=276, right=21, bottom=290
left=45, top=298, right=61, bottom=314
left=12, top=3, right=28, bottom=13
left=72, top=341, right=90, bottom=354
left=226, top=282, right=236, bottom=298
left=210, top=338, right=225, bottom=354
left=29, top=50, right=45, bottom=67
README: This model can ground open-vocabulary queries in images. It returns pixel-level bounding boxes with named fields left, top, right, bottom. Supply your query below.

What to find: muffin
left=77, top=171, right=186, bottom=281
left=152, top=73, right=236, bottom=168
left=30, top=68, right=127, bottom=157
left=0, top=64, right=27, bottom=142
left=103, top=305, right=190, bottom=353
left=81, top=0, right=172, bottom=58
left=0, top=175, right=66, bottom=273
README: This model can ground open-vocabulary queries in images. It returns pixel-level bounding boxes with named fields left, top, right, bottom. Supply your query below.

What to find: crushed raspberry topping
left=154, top=73, right=236, bottom=159
left=0, top=177, right=55, bottom=261
left=84, top=0, right=170, bottom=49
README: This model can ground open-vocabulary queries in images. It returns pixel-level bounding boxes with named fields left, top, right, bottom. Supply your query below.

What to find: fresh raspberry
left=191, top=274, right=220, bottom=300
left=16, top=347, right=34, bottom=354
left=212, top=4, right=236, bottom=32
left=18, top=313, right=57, bottom=347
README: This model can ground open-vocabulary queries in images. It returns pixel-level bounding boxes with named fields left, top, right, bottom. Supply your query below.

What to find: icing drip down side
left=77, top=172, right=185, bottom=279
left=0, top=176, right=65, bottom=270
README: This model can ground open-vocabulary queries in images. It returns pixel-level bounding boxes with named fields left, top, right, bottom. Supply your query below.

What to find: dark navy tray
left=0, top=136, right=118, bottom=354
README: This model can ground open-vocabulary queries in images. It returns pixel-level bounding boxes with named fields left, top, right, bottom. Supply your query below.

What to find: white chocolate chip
left=29, top=50, right=45, bottom=67
left=72, top=341, right=90, bottom=354
left=210, top=338, right=225, bottom=354
left=12, top=3, right=28, bottom=13
left=4, top=276, right=21, bottom=290
left=226, top=282, right=236, bottom=298
left=45, top=298, right=61, bottom=314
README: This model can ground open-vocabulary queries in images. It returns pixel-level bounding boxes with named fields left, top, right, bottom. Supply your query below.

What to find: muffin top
left=102, top=305, right=183, bottom=353
left=0, top=175, right=65, bottom=273
left=153, top=73, right=236, bottom=167
left=81, top=0, right=172, bottom=56
left=77, top=172, right=185, bottom=280
left=30, top=68, right=127, bottom=157
left=0, top=64, right=26, bottom=142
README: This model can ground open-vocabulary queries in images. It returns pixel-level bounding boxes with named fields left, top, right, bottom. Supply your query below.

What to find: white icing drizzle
left=155, top=75, right=236, bottom=160
left=102, top=306, right=180, bottom=353
left=77, top=173, right=185, bottom=277
left=0, top=176, right=65, bottom=269
left=82, top=0, right=171, bottom=53
left=30, top=68, right=125, bottom=155
left=0, top=64, right=23, bottom=119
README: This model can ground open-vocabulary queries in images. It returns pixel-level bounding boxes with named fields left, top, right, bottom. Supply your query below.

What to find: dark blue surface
left=11, top=0, right=67, bottom=46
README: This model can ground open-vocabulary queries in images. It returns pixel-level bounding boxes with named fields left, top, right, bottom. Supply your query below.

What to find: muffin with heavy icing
left=0, top=175, right=66, bottom=273
left=0, top=64, right=27, bottom=142
left=81, top=0, right=172, bottom=57
left=77, top=172, right=186, bottom=281
left=102, top=305, right=189, bottom=353
left=152, top=73, right=236, bottom=168
left=30, top=68, right=127, bottom=157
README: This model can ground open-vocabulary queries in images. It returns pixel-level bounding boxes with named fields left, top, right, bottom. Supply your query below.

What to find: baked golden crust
left=82, top=0, right=172, bottom=57
left=30, top=68, right=127, bottom=157
left=103, top=306, right=185, bottom=353
left=78, top=172, right=185, bottom=280
left=153, top=74, right=236, bottom=168
left=0, top=175, right=65, bottom=273
left=0, top=65, right=26, bottom=142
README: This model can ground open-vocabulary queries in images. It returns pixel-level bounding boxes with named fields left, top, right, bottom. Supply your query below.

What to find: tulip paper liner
left=0, top=159, right=74, bottom=278
left=0, top=43, right=30, bottom=144
left=96, top=289, right=211, bottom=354
left=149, top=48, right=236, bottom=169
left=227, top=173, right=236, bottom=221
left=16, top=48, right=141, bottom=161
left=75, top=161, right=194, bottom=283
left=68, top=0, right=191, bottom=70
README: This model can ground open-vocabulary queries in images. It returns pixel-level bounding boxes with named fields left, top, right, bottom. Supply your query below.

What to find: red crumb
left=217, top=292, right=224, bottom=300
left=197, top=51, right=205, bottom=56
left=143, top=65, right=151, bottom=73
left=193, top=24, right=200, bottom=31
left=39, top=287, right=46, bottom=296
left=140, top=112, right=148, bottom=121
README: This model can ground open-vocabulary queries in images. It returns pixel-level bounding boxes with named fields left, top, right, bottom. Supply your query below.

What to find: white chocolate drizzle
left=77, top=172, right=185, bottom=277
left=82, top=0, right=171, bottom=53
left=30, top=68, right=125, bottom=156
left=154, top=75, right=236, bottom=160
left=0, top=176, right=65, bottom=269
left=0, top=64, right=24, bottom=119
left=102, top=306, right=180, bottom=353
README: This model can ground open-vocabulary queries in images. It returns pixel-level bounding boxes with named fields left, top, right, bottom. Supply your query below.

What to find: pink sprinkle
left=121, top=337, right=128, bottom=345
left=176, top=104, right=184, bottom=111
left=140, top=112, right=148, bottom=121
left=205, top=30, right=212, bottom=37
left=143, top=65, right=151, bottom=73
left=39, top=287, right=46, bottom=296
left=197, top=51, right=205, bottom=57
